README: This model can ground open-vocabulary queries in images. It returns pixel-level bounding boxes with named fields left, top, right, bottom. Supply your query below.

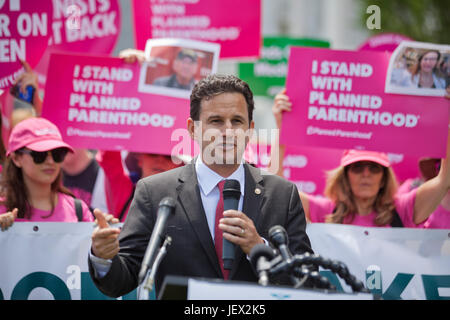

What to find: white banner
left=0, top=222, right=136, bottom=300
left=306, top=224, right=450, bottom=300
left=0, top=222, right=449, bottom=300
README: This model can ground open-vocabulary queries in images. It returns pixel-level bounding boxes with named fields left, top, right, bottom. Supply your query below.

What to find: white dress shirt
left=195, top=156, right=245, bottom=240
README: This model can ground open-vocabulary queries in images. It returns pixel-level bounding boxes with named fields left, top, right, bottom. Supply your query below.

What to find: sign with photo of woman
left=385, top=41, right=450, bottom=97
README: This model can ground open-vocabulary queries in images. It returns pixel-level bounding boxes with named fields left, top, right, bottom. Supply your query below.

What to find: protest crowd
left=0, top=0, right=449, bottom=302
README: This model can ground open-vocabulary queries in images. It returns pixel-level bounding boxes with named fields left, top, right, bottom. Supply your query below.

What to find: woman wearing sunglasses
left=302, top=150, right=413, bottom=227
left=0, top=117, right=94, bottom=230
left=272, top=89, right=450, bottom=228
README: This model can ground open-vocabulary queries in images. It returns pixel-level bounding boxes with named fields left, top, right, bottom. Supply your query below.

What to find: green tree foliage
left=360, top=0, right=450, bottom=44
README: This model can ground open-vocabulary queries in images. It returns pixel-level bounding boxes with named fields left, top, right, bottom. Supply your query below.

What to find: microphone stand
left=139, top=236, right=172, bottom=300
left=268, top=253, right=369, bottom=293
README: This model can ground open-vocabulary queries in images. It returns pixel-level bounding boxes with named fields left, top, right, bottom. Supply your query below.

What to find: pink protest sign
left=281, top=47, right=449, bottom=158
left=34, top=0, right=121, bottom=87
left=357, top=33, right=412, bottom=52
left=245, top=142, right=421, bottom=194
left=42, top=53, right=193, bottom=156
left=131, top=0, right=261, bottom=59
left=245, top=143, right=342, bottom=195
left=281, top=145, right=343, bottom=195
left=0, top=0, right=52, bottom=89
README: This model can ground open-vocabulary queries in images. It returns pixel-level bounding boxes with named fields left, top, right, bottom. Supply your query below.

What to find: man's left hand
left=219, top=210, right=264, bottom=255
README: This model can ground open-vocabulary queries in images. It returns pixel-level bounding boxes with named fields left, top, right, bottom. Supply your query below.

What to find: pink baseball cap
left=340, top=149, right=390, bottom=168
left=6, top=117, right=74, bottom=157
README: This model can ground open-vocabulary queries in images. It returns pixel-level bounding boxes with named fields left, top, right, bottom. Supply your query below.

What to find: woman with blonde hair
left=305, top=150, right=408, bottom=227
left=272, top=90, right=450, bottom=227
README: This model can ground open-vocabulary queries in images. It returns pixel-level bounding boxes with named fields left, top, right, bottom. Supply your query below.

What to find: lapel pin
left=255, top=188, right=261, bottom=195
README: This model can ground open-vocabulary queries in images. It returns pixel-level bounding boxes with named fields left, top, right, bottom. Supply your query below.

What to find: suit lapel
left=176, top=163, right=223, bottom=277
left=242, top=164, right=264, bottom=225
left=229, top=163, right=264, bottom=279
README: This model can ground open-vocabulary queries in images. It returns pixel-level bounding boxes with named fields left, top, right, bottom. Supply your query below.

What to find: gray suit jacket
left=89, top=161, right=313, bottom=297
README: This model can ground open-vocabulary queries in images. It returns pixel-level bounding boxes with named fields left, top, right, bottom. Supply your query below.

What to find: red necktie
left=214, top=180, right=229, bottom=280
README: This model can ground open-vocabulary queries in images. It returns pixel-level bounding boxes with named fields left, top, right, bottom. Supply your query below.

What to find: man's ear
left=187, top=117, right=195, bottom=139
left=245, top=120, right=255, bottom=144
left=247, top=120, right=255, bottom=137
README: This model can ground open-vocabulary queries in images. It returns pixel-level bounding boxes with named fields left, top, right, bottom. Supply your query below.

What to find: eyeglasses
left=17, top=148, right=68, bottom=164
left=347, top=161, right=384, bottom=174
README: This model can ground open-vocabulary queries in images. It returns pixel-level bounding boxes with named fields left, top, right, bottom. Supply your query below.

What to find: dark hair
left=189, top=74, right=254, bottom=123
left=0, top=157, right=74, bottom=219
left=411, top=50, right=441, bottom=78
left=0, top=114, right=6, bottom=163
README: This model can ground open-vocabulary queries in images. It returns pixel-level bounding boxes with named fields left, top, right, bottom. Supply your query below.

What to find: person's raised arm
left=14, top=60, right=42, bottom=115
left=413, top=127, right=450, bottom=224
left=96, top=150, right=134, bottom=220
left=269, top=89, right=311, bottom=221
left=118, top=49, right=146, bottom=64
left=272, top=88, right=292, bottom=129
left=269, top=88, right=291, bottom=176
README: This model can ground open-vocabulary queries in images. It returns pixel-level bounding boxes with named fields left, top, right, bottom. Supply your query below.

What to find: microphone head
left=268, top=225, right=288, bottom=248
left=223, top=179, right=241, bottom=199
left=249, top=243, right=276, bottom=268
left=159, top=197, right=176, bottom=210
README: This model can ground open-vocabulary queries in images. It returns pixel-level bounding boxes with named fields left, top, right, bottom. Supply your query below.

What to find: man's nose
left=222, top=120, right=233, bottom=131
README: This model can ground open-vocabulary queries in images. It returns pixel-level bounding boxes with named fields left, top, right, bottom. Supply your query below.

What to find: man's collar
left=195, top=156, right=245, bottom=196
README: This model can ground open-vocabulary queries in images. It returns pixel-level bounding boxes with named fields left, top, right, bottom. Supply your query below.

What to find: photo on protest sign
left=385, top=41, right=450, bottom=97
left=138, top=38, right=220, bottom=99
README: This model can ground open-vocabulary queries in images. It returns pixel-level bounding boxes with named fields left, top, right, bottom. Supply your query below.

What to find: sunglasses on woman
left=17, top=148, right=69, bottom=164
left=347, top=161, right=384, bottom=174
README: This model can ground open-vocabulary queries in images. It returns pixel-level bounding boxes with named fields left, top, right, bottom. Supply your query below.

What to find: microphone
left=268, top=225, right=292, bottom=261
left=138, top=197, right=176, bottom=284
left=222, top=179, right=241, bottom=270
left=268, top=225, right=302, bottom=287
left=249, top=243, right=276, bottom=286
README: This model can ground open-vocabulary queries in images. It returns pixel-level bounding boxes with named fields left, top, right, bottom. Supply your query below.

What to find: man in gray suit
left=89, top=74, right=313, bottom=297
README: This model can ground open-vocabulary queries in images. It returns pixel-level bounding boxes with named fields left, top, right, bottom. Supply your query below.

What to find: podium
left=158, top=275, right=374, bottom=300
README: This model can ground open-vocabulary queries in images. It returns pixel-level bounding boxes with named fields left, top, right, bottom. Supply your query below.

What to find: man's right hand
left=91, top=209, right=121, bottom=260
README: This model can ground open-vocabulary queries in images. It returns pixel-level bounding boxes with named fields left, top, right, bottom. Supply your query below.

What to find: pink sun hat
left=6, top=117, right=74, bottom=157
left=340, top=149, right=390, bottom=168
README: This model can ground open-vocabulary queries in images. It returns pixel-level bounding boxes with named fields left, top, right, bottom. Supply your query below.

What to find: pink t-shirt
left=307, top=188, right=421, bottom=228
left=398, top=178, right=450, bottom=229
left=423, top=205, right=450, bottom=229
left=1, top=193, right=94, bottom=222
